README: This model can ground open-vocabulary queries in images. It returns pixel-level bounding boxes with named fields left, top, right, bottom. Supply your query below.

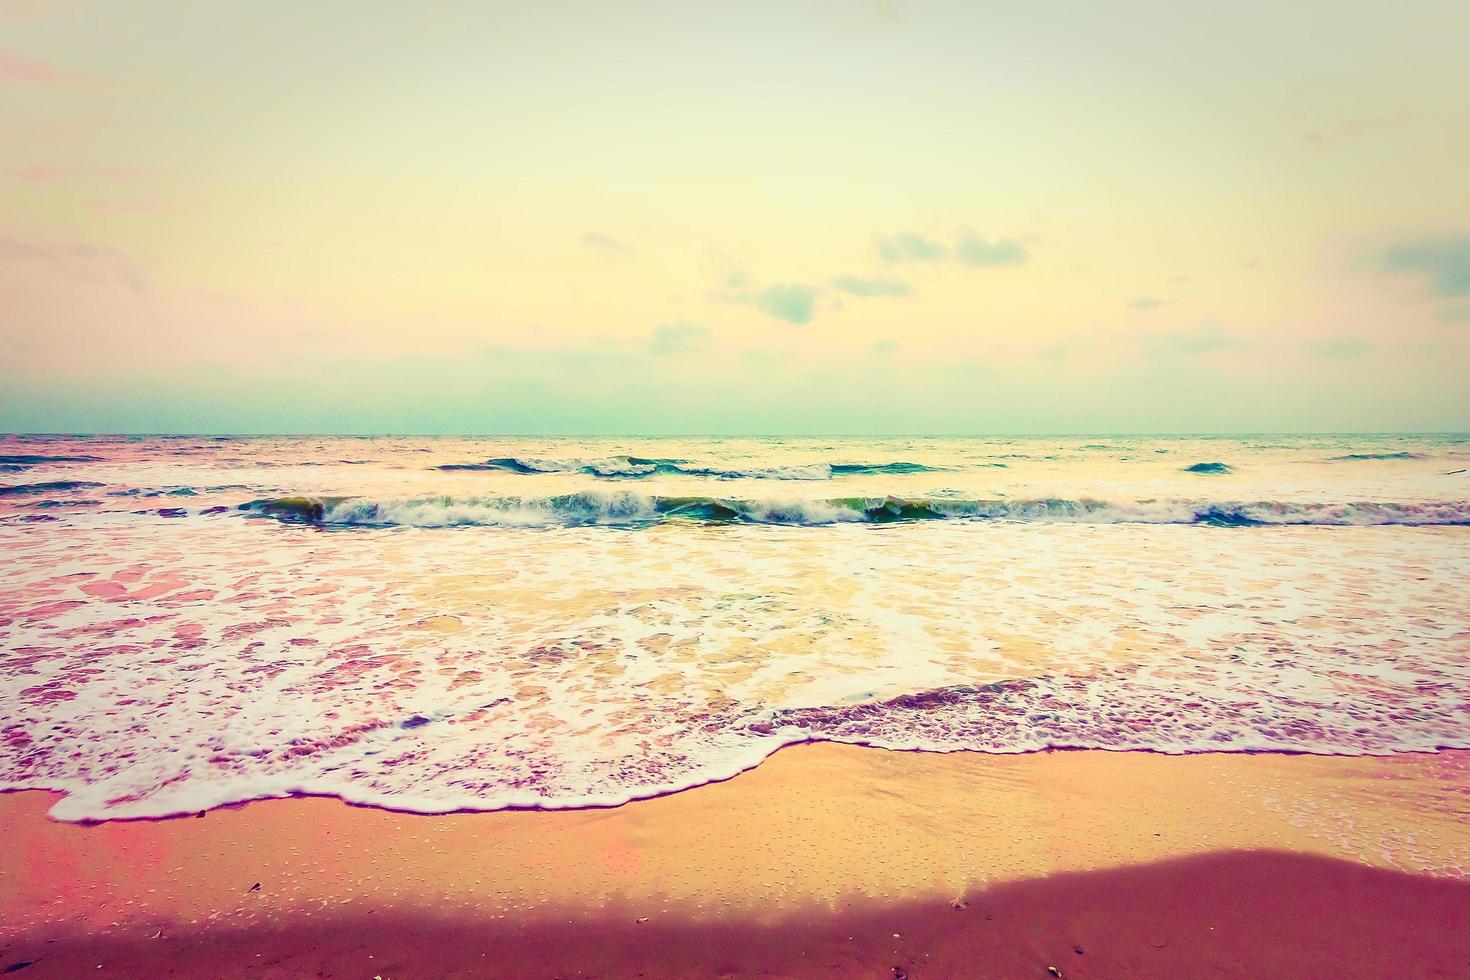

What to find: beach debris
left=194, top=810, right=206, bottom=818
left=401, top=715, right=432, bottom=729
left=1, top=962, right=37, bottom=975
left=147, top=928, right=163, bottom=940
left=248, top=882, right=261, bottom=892
left=891, top=968, right=907, bottom=980
left=1047, top=968, right=1063, bottom=977
left=949, top=895, right=969, bottom=910
left=635, top=916, right=649, bottom=924
left=1073, top=946, right=1084, bottom=955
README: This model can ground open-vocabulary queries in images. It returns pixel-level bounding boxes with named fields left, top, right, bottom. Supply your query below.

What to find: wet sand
left=3, top=744, right=1468, bottom=977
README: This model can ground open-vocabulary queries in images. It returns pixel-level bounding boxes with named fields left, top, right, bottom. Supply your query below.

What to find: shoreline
left=17, top=738, right=1470, bottom=827
left=3, top=744, right=1467, bottom=977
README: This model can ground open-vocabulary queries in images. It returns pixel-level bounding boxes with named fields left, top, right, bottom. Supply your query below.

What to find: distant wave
left=1327, top=452, right=1426, bottom=461
left=106, top=484, right=252, bottom=498
left=435, top=455, right=947, bottom=480
left=1183, top=462, right=1232, bottom=474
left=0, top=480, right=104, bottom=497
left=0, top=454, right=103, bottom=464
left=830, top=461, right=952, bottom=474
left=242, top=493, right=1470, bottom=528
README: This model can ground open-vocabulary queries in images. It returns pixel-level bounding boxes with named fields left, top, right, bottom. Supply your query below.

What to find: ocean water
left=2, top=433, right=1469, bottom=821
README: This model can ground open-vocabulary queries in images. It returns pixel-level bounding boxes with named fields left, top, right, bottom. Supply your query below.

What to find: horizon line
left=4, top=431, right=1468, bottom=439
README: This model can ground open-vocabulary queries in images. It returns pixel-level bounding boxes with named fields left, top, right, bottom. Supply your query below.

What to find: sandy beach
left=4, top=744, right=1467, bottom=978
left=6, top=0, right=1470, bottom=972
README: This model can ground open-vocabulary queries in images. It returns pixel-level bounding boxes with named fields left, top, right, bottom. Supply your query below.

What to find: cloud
left=1304, top=111, right=1414, bottom=147
left=877, top=233, right=948, bottom=263
left=1129, top=296, right=1166, bottom=311
left=0, top=47, right=94, bottom=84
left=1144, top=322, right=1242, bottom=356
left=1311, top=335, right=1371, bottom=358
left=1382, top=236, right=1470, bottom=297
left=877, top=230, right=1031, bottom=268
left=829, top=275, right=912, bottom=298
left=580, top=232, right=636, bottom=256
left=756, top=283, right=817, bottom=324
left=648, top=321, right=710, bottom=356
left=0, top=247, right=354, bottom=385
left=1, top=1, right=83, bottom=19
left=700, top=248, right=751, bottom=290
left=0, top=236, right=145, bottom=291
left=12, top=164, right=149, bottom=182
left=87, top=193, right=170, bottom=215
left=699, top=252, right=817, bottom=323
left=955, top=234, right=1028, bottom=268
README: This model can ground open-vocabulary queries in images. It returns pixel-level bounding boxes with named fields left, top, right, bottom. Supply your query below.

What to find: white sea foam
left=2, top=433, right=1469, bottom=821
left=237, top=493, right=1470, bottom=528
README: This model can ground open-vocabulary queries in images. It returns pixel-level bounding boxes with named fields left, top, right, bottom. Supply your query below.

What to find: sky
left=2, top=0, right=1469, bottom=434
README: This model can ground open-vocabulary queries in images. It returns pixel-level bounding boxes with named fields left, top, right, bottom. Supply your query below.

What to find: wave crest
left=0, top=480, right=105, bottom=497
left=1327, top=452, right=1426, bottom=461
left=242, top=493, right=1470, bottom=528
left=435, top=455, right=945, bottom=480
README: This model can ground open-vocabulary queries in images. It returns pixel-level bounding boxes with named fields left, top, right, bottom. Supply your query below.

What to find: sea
left=2, top=433, right=1468, bottom=821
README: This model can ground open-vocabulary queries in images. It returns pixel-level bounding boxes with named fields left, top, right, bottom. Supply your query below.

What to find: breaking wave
left=242, top=493, right=1470, bottom=528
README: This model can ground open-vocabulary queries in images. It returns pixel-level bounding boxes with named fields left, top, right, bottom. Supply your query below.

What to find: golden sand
left=2, top=745, right=1467, bottom=977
